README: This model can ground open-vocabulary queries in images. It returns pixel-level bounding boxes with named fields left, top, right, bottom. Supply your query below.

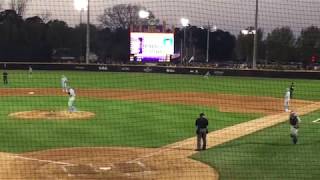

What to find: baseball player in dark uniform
left=289, top=111, right=301, bottom=144
left=3, top=71, right=8, bottom=85
left=289, top=82, right=294, bottom=99
left=195, top=113, right=209, bottom=151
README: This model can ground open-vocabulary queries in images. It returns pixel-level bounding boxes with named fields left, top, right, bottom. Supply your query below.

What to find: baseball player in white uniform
left=28, top=66, right=33, bottom=78
left=67, top=87, right=76, bottom=112
left=284, top=88, right=291, bottom=112
left=61, top=75, right=68, bottom=92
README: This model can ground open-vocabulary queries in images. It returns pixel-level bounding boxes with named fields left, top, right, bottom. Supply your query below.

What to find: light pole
left=85, top=0, right=90, bottom=64
left=138, top=10, right=150, bottom=31
left=80, top=8, right=84, bottom=63
left=80, top=8, right=84, bottom=24
left=74, top=0, right=89, bottom=63
left=241, top=29, right=256, bottom=67
left=253, top=0, right=259, bottom=69
left=139, top=10, right=150, bottom=19
left=180, top=18, right=189, bottom=64
left=206, top=24, right=217, bottom=63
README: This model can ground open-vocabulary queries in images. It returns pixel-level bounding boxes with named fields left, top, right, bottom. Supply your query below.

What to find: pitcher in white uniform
left=68, top=88, right=76, bottom=112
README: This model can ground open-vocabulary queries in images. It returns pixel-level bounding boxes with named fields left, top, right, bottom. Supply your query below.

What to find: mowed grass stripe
left=0, top=96, right=260, bottom=153
left=2, top=70, right=320, bottom=100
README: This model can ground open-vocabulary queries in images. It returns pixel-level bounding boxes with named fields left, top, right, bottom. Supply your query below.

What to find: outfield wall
left=1, top=62, right=320, bottom=80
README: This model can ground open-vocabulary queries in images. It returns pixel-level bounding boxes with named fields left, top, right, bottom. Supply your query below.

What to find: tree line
left=0, top=4, right=319, bottom=66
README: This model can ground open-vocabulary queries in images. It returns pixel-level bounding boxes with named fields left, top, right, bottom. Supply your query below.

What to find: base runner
left=289, top=111, right=301, bottom=144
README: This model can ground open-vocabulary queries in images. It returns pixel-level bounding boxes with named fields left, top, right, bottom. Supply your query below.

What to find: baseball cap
left=290, top=111, right=296, bottom=115
left=200, top=113, right=205, bottom=117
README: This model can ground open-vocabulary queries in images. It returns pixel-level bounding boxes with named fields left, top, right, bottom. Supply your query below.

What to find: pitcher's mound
left=9, top=110, right=95, bottom=120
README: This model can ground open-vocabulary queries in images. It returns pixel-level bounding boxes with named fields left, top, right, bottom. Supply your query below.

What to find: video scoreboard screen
left=130, top=32, right=174, bottom=62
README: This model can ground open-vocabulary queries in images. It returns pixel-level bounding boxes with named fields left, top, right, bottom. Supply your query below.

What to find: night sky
left=2, top=0, right=320, bottom=35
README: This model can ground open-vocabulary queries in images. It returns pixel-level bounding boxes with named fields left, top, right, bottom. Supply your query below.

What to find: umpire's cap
left=200, top=113, right=205, bottom=117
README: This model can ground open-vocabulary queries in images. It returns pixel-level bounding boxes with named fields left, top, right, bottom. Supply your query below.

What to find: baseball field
left=0, top=70, right=320, bottom=179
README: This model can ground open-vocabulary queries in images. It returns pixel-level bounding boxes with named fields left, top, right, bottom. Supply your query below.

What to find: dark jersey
left=290, top=85, right=294, bottom=93
left=195, top=117, right=208, bottom=129
left=289, top=115, right=298, bottom=126
left=3, top=72, right=8, bottom=78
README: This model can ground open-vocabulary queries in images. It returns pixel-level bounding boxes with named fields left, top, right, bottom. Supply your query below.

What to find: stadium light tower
left=139, top=10, right=150, bottom=19
left=74, top=0, right=90, bottom=64
left=253, top=0, right=259, bottom=69
left=74, top=0, right=88, bottom=25
left=138, top=10, right=149, bottom=32
left=241, top=29, right=256, bottom=35
left=241, top=28, right=256, bottom=67
left=206, top=24, right=217, bottom=63
left=241, top=0, right=259, bottom=69
left=74, top=0, right=87, bottom=63
left=86, top=0, right=90, bottom=64
left=180, top=18, right=189, bottom=27
left=74, top=0, right=87, bottom=12
left=180, top=18, right=189, bottom=63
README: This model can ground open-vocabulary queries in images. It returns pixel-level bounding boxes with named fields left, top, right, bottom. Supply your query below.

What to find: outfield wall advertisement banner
left=2, top=63, right=320, bottom=79
left=130, top=32, right=174, bottom=62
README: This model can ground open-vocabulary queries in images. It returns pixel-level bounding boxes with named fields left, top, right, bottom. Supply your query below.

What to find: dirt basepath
left=0, top=88, right=318, bottom=179
left=0, top=88, right=312, bottom=115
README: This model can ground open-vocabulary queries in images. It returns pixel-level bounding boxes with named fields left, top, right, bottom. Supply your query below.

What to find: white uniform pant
left=62, top=82, right=67, bottom=92
left=290, top=126, right=298, bottom=136
left=284, top=99, right=290, bottom=112
left=68, top=96, right=75, bottom=111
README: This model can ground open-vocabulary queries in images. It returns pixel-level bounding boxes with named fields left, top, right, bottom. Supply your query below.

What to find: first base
left=28, top=92, right=35, bottom=95
left=99, top=167, right=112, bottom=171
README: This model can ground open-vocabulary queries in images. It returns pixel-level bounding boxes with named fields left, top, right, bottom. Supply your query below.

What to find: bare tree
left=99, top=4, right=159, bottom=29
left=37, top=10, right=52, bottom=23
left=9, top=0, right=28, bottom=16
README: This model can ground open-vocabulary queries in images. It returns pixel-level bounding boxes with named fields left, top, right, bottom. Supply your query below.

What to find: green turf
left=0, top=96, right=259, bottom=153
left=192, top=111, right=320, bottom=180
left=1, top=70, right=320, bottom=100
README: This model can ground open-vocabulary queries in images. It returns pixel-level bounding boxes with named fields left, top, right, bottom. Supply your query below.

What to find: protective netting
left=0, top=0, right=319, bottom=65
left=20, top=0, right=320, bottom=34
left=0, top=0, right=320, bottom=180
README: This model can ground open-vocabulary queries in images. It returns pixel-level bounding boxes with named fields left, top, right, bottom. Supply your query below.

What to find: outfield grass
left=192, top=111, right=320, bottom=180
left=2, top=70, right=320, bottom=100
left=0, top=96, right=260, bottom=153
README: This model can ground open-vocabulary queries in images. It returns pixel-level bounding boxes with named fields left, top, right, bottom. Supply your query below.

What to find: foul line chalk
left=12, top=155, right=75, bottom=166
left=127, top=143, right=183, bottom=163
left=312, top=118, right=320, bottom=123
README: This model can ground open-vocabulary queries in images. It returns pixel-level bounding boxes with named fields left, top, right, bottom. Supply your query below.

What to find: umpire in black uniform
left=289, top=82, right=294, bottom=98
left=3, top=71, right=8, bottom=85
left=195, top=113, right=209, bottom=151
